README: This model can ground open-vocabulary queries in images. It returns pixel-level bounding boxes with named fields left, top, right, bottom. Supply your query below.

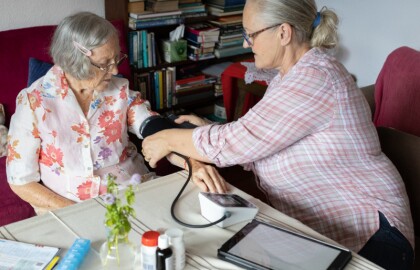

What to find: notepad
left=0, top=238, right=61, bottom=270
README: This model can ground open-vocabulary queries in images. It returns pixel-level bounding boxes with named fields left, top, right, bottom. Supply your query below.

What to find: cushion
left=0, top=157, right=35, bottom=226
left=373, top=46, right=420, bottom=136
left=27, top=58, right=53, bottom=86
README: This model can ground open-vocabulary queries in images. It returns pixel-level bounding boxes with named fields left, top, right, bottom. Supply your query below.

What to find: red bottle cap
left=142, top=231, right=160, bottom=247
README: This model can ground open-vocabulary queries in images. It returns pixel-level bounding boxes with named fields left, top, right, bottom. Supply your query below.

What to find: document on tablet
left=218, top=219, right=352, bottom=270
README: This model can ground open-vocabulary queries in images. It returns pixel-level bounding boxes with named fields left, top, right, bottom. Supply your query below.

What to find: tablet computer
left=218, top=219, right=352, bottom=270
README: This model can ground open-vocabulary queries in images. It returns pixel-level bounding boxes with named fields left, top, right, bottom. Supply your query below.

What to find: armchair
left=360, top=46, right=420, bottom=269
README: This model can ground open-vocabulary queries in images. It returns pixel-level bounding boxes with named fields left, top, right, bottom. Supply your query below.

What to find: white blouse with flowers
left=6, top=66, right=156, bottom=202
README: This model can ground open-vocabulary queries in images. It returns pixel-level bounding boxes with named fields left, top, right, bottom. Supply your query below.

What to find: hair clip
left=73, top=41, right=92, bottom=56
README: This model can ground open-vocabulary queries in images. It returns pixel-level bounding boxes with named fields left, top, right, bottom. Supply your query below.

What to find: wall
left=0, top=0, right=104, bottom=31
left=316, top=0, right=420, bottom=86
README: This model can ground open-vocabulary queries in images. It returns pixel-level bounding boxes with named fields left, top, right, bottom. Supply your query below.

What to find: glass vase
left=99, top=234, right=135, bottom=269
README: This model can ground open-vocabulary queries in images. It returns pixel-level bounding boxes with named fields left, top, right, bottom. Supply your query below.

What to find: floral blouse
left=6, top=66, right=156, bottom=202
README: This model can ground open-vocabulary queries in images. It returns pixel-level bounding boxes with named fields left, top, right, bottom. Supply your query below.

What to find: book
left=188, top=52, right=215, bottom=61
left=146, top=0, right=180, bottom=12
left=185, top=31, right=219, bottom=43
left=203, top=0, right=245, bottom=7
left=0, top=238, right=61, bottom=270
left=186, top=23, right=220, bottom=36
left=176, top=74, right=205, bottom=85
left=214, top=45, right=251, bottom=58
left=128, top=1, right=145, bottom=13
left=129, top=17, right=183, bottom=29
left=129, top=10, right=182, bottom=19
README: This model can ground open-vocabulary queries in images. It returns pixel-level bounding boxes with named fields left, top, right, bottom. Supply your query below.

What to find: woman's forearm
left=165, top=129, right=212, bottom=163
left=9, top=182, right=75, bottom=211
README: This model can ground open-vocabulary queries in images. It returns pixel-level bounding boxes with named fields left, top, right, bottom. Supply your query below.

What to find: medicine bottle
left=165, top=228, right=185, bottom=270
left=141, top=230, right=160, bottom=270
left=156, top=235, right=174, bottom=270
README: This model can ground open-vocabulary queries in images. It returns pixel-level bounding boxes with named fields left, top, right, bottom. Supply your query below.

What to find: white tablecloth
left=0, top=171, right=382, bottom=269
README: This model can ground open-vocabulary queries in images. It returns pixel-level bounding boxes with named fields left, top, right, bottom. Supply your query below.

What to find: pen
left=45, top=256, right=60, bottom=270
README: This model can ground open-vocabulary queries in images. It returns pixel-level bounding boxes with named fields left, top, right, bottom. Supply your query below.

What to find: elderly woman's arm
left=9, top=182, right=75, bottom=211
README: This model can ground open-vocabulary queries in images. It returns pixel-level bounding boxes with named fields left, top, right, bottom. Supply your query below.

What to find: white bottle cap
left=158, top=234, right=170, bottom=249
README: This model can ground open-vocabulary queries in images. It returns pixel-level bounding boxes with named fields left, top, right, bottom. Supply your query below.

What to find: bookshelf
left=105, top=0, right=251, bottom=116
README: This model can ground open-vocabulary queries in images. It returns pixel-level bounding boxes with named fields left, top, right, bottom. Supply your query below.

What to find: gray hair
left=246, top=0, right=339, bottom=49
left=50, top=12, right=118, bottom=80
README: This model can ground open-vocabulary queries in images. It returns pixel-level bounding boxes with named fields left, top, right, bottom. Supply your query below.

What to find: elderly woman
left=142, top=1, right=414, bottom=269
left=6, top=12, right=227, bottom=214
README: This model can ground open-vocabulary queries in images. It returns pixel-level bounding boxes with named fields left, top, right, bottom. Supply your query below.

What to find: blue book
left=142, top=30, right=148, bottom=68
left=154, top=71, right=160, bottom=109
left=129, top=18, right=183, bottom=30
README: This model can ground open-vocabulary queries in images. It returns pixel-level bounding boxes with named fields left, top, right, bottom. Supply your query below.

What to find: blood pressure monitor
left=198, top=192, right=259, bottom=228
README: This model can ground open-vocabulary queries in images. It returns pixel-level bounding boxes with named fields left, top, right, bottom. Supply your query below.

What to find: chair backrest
left=377, top=127, right=420, bottom=237
left=373, top=46, right=420, bottom=136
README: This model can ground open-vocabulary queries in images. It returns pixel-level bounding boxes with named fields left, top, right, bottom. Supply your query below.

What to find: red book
left=176, top=74, right=206, bottom=85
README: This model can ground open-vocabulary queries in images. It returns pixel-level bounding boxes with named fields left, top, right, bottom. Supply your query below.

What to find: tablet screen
left=218, top=219, right=351, bottom=270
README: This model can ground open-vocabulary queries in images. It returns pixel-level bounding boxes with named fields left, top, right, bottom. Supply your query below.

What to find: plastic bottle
left=156, top=235, right=174, bottom=270
left=165, top=228, right=185, bottom=270
left=141, top=230, right=160, bottom=270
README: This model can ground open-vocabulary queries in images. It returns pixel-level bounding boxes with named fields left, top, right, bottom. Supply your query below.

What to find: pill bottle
left=141, top=230, right=160, bottom=270
left=165, top=228, right=185, bottom=270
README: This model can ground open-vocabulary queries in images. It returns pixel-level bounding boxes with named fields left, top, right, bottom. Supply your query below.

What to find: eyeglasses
left=242, top=24, right=283, bottom=46
left=90, top=51, right=127, bottom=73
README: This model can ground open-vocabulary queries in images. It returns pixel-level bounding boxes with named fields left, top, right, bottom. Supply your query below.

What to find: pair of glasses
left=90, top=51, right=127, bottom=73
left=242, top=23, right=283, bottom=46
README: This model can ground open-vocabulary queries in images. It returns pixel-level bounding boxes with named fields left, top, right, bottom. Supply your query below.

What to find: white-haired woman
left=142, top=1, right=414, bottom=268
left=6, top=12, right=227, bottom=214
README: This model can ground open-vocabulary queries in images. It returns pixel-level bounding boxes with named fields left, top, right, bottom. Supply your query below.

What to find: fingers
left=174, top=115, right=191, bottom=124
left=192, top=165, right=228, bottom=194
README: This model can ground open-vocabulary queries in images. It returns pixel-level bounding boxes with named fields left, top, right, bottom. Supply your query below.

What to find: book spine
left=154, top=71, right=160, bottom=110
left=142, top=30, right=148, bottom=68
left=137, top=31, right=143, bottom=69
left=130, top=18, right=183, bottom=29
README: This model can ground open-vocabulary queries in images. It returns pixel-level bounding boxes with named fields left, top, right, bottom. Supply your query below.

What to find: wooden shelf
left=132, top=52, right=253, bottom=74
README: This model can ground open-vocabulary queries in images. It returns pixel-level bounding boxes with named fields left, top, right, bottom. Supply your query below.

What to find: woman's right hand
left=174, top=114, right=211, bottom=127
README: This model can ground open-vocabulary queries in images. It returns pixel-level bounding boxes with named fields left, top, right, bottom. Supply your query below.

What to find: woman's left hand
left=142, top=131, right=171, bottom=168
left=189, top=159, right=228, bottom=193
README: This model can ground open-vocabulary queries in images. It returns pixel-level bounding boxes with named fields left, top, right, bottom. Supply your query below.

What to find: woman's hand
left=142, top=130, right=172, bottom=168
left=188, top=159, right=228, bottom=193
left=175, top=114, right=212, bottom=127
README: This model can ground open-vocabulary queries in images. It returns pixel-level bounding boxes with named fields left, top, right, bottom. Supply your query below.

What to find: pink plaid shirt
left=193, top=48, right=414, bottom=252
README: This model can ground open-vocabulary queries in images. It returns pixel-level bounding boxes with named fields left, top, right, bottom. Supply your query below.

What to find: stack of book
left=209, top=15, right=251, bottom=58
left=174, top=74, right=217, bottom=106
left=203, top=0, right=245, bottom=17
left=129, top=10, right=183, bottom=30
left=185, top=23, right=220, bottom=61
left=178, top=0, right=207, bottom=18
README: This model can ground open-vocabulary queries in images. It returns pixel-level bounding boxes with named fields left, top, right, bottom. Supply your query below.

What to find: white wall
left=316, top=0, right=420, bottom=86
left=0, top=0, right=104, bottom=31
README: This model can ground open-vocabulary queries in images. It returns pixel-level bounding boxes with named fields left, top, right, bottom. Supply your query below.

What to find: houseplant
left=99, top=173, right=141, bottom=268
